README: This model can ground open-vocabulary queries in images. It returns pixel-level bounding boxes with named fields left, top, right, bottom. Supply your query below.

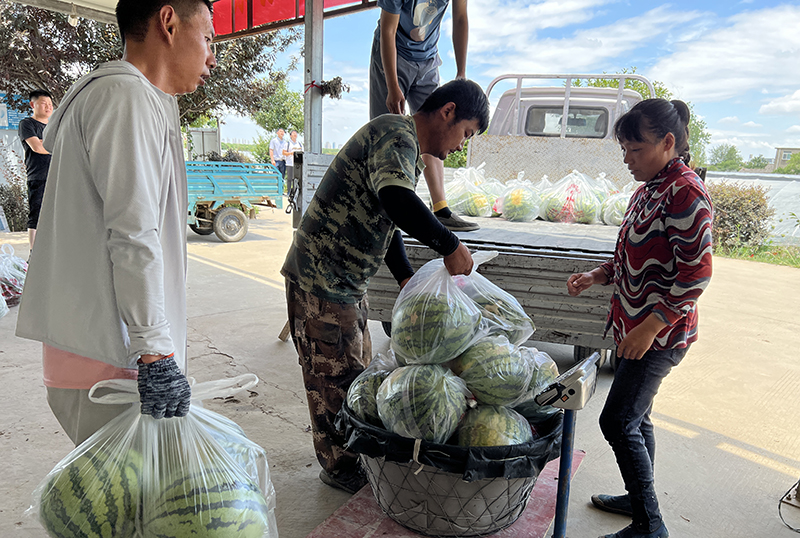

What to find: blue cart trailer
left=186, top=161, right=283, bottom=242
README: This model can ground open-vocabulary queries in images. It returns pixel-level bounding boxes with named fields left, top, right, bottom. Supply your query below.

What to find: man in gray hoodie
left=15, top=0, right=217, bottom=445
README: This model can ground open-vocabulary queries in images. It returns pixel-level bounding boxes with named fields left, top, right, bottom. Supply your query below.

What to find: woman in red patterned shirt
left=567, top=99, right=713, bottom=538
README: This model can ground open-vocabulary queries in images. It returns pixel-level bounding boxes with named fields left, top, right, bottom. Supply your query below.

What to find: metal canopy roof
left=13, top=0, right=377, bottom=40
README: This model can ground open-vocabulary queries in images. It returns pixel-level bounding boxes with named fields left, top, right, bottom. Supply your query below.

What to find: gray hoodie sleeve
left=82, top=81, right=175, bottom=359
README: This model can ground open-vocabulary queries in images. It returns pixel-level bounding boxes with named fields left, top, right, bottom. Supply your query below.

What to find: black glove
left=137, top=355, right=191, bottom=419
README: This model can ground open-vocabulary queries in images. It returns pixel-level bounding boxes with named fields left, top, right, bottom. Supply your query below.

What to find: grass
left=714, top=243, right=800, bottom=268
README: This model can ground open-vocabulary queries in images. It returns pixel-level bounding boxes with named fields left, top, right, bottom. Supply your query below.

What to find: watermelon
left=454, top=191, right=491, bottom=217
left=455, top=273, right=534, bottom=345
left=601, top=192, right=631, bottom=226
left=502, top=188, right=540, bottom=222
left=376, top=365, right=469, bottom=443
left=346, top=368, right=391, bottom=426
left=513, top=348, right=561, bottom=423
left=457, top=406, right=533, bottom=447
left=450, top=336, right=531, bottom=406
left=40, top=448, right=142, bottom=538
left=391, top=291, right=481, bottom=365
left=143, top=469, right=270, bottom=538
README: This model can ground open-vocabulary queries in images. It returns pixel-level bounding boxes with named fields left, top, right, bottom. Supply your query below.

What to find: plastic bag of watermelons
left=453, top=251, right=535, bottom=346
left=539, top=170, right=602, bottom=224
left=29, top=374, right=278, bottom=538
left=513, top=347, right=562, bottom=424
left=0, top=250, right=26, bottom=307
left=447, top=167, right=492, bottom=218
left=376, top=364, right=473, bottom=443
left=601, top=191, right=633, bottom=226
left=495, top=181, right=541, bottom=222
left=390, top=258, right=486, bottom=365
left=346, top=350, right=400, bottom=427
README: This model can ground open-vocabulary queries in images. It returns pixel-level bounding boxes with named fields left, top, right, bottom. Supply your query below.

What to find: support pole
left=552, top=409, right=577, bottom=538
left=304, top=0, right=323, bottom=155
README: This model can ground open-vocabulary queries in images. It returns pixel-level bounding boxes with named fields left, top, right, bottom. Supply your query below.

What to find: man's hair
left=29, top=89, right=52, bottom=101
left=417, top=79, right=490, bottom=134
left=116, top=0, right=213, bottom=44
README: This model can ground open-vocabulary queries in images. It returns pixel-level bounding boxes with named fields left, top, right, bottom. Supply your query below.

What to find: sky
left=220, top=0, right=800, bottom=163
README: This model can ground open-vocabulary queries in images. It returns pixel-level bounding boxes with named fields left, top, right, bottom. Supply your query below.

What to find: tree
left=253, top=78, right=304, bottom=134
left=0, top=1, right=302, bottom=126
left=775, top=152, right=800, bottom=175
left=575, top=67, right=711, bottom=166
left=744, top=155, right=769, bottom=170
left=708, top=143, right=744, bottom=172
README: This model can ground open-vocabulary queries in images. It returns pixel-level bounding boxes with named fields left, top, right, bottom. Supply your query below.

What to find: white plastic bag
left=453, top=251, right=535, bottom=345
left=346, top=350, right=400, bottom=427
left=513, top=348, right=561, bottom=424
left=30, top=374, right=278, bottom=538
left=0, top=295, right=8, bottom=320
left=390, top=258, right=485, bottom=365
left=447, top=166, right=492, bottom=217
left=539, top=170, right=602, bottom=224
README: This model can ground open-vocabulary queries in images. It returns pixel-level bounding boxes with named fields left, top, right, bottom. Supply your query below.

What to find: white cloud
left=468, top=4, right=701, bottom=78
left=650, top=5, right=800, bottom=102
left=787, top=125, right=800, bottom=133
left=718, top=116, right=739, bottom=124
left=760, top=90, right=800, bottom=116
left=322, top=96, right=369, bottom=145
left=742, top=121, right=762, bottom=128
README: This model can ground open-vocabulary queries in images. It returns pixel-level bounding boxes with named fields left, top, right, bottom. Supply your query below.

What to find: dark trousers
left=275, top=160, right=286, bottom=178
left=285, top=280, right=371, bottom=478
left=599, top=346, right=689, bottom=533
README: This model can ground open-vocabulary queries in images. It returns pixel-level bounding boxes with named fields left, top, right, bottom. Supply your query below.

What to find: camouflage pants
left=285, top=280, right=372, bottom=477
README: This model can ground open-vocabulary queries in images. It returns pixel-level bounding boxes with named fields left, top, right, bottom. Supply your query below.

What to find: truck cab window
left=525, top=106, right=609, bottom=139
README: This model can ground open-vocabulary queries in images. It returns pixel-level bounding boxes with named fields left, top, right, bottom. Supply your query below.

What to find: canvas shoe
left=591, top=493, right=633, bottom=517
left=319, top=469, right=368, bottom=495
left=436, top=213, right=480, bottom=231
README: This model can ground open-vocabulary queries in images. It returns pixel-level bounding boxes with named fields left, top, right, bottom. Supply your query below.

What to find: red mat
left=306, top=450, right=586, bottom=538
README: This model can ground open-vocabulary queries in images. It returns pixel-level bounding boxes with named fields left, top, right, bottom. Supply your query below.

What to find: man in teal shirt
left=283, top=79, right=489, bottom=493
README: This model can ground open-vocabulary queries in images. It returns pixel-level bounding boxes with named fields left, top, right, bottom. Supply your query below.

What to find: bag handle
left=88, top=373, right=259, bottom=404
left=470, top=250, right=499, bottom=273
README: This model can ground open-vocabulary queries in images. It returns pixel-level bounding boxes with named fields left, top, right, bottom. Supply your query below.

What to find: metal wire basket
left=338, top=403, right=563, bottom=537
left=362, top=454, right=537, bottom=537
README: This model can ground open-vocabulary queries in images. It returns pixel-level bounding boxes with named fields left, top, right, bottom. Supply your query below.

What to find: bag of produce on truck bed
left=601, top=191, right=634, bottom=226
left=31, top=375, right=278, bottom=538
left=456, top=405, right=534, bottom=447
left=497, top=184, right=541, bottom=222
left=452, top=251, right=535, bottom=345
left=539, top=170, right=601, bottom=224
left=376, top=364, right=471, bottom=443
left=391, top=258, right=484, bottom=365
left=513, top=348, right=561, bottom=423
left=346, top=351, right=400, bottom=427
left=446, top=166, right=493, bottom=217
left=449, top=335, right=533, bottom=406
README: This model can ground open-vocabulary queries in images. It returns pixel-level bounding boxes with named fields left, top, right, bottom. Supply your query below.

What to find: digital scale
left=535, top=352, right=604, bottom=538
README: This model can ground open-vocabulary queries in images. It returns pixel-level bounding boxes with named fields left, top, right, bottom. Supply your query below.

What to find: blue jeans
left=275, top=160, right=286, bottom=178
left=599, top=346, right=689, bottom=533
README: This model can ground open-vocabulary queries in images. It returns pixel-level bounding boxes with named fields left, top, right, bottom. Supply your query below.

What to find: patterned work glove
left=137, top=355, right=191, bottom=419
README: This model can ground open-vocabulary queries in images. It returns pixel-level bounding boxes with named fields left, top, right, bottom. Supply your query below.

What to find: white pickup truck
left=366, top=74, right=656, bottom=365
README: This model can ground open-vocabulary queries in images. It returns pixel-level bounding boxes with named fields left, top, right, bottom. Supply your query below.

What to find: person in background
left=283, top=129, right=303, bottom=190
left=15, top=0, right=217, bottom=445
left=269, top=128, right=288, bottom=179
left=567, top=99, right=713, bottom=538
left=283, top=79, right=489, bottom=494
left=18, top=89, right=54, bottom=250
left=369, top=0, right=478, bottom=232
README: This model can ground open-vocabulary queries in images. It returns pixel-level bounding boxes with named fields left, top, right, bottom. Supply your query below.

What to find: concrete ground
left=1, top=207, right=799, bottom=538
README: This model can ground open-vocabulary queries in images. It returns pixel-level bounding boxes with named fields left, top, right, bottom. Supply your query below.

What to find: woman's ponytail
left=670, top=100, right=691, bottom=164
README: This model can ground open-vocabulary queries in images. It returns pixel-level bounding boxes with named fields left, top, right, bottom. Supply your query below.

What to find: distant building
left=773, top=147, right=800, bottom=171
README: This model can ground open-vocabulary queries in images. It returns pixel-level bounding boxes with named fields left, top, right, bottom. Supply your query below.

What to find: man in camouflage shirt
left=282, top=79, right=489, bottom=494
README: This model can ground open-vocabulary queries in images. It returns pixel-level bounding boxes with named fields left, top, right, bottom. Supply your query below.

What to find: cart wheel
left=213, top=207, right=249, bottom=242
left=382, top=321, right=392, bottom=337
left=189, top=223, right=214, bottom=236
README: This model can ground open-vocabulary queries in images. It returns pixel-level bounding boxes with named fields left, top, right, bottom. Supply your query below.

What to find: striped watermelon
left=502, top=188, right=540, bottom=222
left=346, top=369, right=391, bottom=426
left=454, top=191, right=491, bottom=217
left=457, top=406, right=534, bottom=447
left=391, top=291, right=481, bottom=365
left=376, top=365, right=469, bottom=443
left=143, top=469, right=269, bottom=538
left=450, top=336, right=531, bottom=406
left=39, top=448, right=142, bottom=538
left=455, top=273, right=535, bottom=345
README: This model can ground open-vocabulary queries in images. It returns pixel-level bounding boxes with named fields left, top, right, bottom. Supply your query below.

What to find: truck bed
left=366, top=217, right=618, bottom=350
